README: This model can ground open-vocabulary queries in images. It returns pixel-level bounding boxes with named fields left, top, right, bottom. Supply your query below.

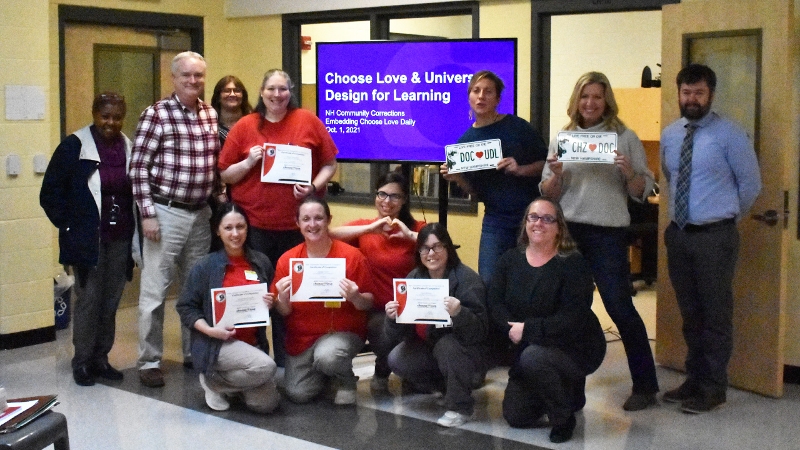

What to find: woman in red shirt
left=176, top=203, right=279, bottom=413
left=272, top=197, right=375, bottom=405
left=330, top=171, right=425, bottom=392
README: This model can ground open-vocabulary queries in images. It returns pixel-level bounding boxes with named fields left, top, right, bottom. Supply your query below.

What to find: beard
left=680, top=100, right=711, bottom=121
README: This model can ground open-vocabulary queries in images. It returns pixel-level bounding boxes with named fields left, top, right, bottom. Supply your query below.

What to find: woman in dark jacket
left=384, top=223, right=489, bottom=428
left=40, top=92, right=135, bottom=387
left=489, top=197, right=606, bottom=444
left=176, top=203, right=279, bottom=413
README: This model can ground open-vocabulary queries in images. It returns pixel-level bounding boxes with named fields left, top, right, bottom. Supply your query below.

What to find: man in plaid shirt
left=129, top=51, right=225, bottom=388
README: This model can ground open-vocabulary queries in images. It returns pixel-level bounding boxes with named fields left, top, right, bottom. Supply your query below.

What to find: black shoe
left=549, top=414, right=576, bottom=443
left=93, top=362, right=124, bottom=381
left=183, top=360, right=194, bottom=369
left=623, top=393, right=657, bottom=411
left=663, top=381, right=697, bottom=403
left=73, top=366, right=96, bottom=386
left=681, top=393, right=725, bottom=414
left=139, top=368, right=165, bottom=387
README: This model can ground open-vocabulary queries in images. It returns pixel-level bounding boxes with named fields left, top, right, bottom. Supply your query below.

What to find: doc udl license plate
left=556, top=131, right=617, bottom=164
left=444, top=139, right=503, bottom=173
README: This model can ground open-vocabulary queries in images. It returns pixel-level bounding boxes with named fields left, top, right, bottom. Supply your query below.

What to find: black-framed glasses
left=222, top=88, right=242, bottom=95
left=526, top=213, right=557, bottom=224
left=376, top=191, right=404, bottom=202
left=419, top=243, right=446, bottom=254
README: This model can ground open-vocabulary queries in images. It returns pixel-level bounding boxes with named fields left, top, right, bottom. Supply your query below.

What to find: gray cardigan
left=385, top=262, right=488, bottom=347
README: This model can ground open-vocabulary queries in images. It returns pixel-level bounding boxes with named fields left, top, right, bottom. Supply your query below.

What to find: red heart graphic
left=475, top=151, right=483, bottom=158
left=589, top=144, right=597, bottom=151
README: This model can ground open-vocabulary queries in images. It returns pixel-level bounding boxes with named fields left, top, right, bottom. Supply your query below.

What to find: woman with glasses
left=40, top=92, right=136, bottom=386
left=329, top=171, right=425, bottom=393
left=384, top=223, right=488, bottom=428
left=218, top=69, right=338, bottom=368
left=539, top=72, right=659, bottom=411
left=490, top=198, right=605, bottom=443
left=210, top=75, right=252, bottom=147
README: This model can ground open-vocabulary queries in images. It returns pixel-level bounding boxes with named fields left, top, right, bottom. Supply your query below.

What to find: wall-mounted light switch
left=6, top=154, right=21, bottom=176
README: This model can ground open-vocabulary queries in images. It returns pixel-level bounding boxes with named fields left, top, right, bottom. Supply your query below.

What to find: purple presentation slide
left=316, top=39, right=517, bottom=163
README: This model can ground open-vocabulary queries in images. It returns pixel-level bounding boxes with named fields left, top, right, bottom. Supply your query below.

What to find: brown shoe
left=139, top=368, right=165, bottom=387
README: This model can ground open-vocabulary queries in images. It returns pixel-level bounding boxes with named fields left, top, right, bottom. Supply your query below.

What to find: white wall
left=549, top=11, right=662, bottom=140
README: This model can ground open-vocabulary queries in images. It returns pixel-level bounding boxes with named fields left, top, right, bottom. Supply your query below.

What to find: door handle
left=751, top=209, right=780, bottom=226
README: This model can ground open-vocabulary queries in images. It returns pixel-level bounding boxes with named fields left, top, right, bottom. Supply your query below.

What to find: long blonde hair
left=564, top=71, right=626, bottom=133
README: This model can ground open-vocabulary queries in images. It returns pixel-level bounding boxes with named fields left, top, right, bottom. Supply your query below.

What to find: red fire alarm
left=301, top=36, right=312, bottom=51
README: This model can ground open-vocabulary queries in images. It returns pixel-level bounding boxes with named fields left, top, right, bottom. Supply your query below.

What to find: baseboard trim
left=0, top=326, right=56, bottom=350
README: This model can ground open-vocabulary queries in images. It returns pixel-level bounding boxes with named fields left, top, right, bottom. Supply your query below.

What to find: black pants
left=248, top=227, right=304, bottom=367
left=665, top=221, right=738, bottom=396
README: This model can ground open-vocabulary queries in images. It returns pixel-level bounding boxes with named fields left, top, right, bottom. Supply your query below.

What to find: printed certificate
left=444, top=139, right=503, bottom=173
left=556, top=131, right=617, bottom=164
left=211, top=283, right=270, bottom=328
left=261, top=143, right=313, bottom=185
left=290, top=258, right=346, bottom=302
left=393, top=278, right=452, bottom=325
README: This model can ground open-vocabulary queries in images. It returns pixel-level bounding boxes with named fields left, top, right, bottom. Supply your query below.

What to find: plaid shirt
left=129, top=93, right=222, bottom=218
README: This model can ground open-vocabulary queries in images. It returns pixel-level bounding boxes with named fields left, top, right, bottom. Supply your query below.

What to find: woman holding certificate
left=176, top=203, right=280, bottom=413
left=329, top=171, right=426, bottom=393
left=384, top=223, right=488, bottom=428
left=539, top=72, right=659, bottom=411
left=271, top=197, right=375, bottom=405
left=490, top=198, right=605, bottom=443
left=218, top=69, right=338, bottom=368
left=439, top=70, right=548, bottom=286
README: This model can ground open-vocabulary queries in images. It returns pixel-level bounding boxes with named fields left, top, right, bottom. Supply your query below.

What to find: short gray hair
left=171, top=51, right=205, bottom=75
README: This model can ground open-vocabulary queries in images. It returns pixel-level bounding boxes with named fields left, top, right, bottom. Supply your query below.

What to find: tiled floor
left=2, top=283, right=800, bottom=449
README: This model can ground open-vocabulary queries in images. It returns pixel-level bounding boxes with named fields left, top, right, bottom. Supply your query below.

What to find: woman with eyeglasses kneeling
left=490, top=198, right=605, bottom=443
left=272, top=197, right=375, bottom=405
left=384, top=223, right=489, bottom=428
left=329, top=171, right=425, bottom=393
left=176, top=203, right=279, bottom=413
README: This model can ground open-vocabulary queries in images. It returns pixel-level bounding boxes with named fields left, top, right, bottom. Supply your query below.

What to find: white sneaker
left=370, top=376, right=389, bottom=393
left=437, top=410, right=470, bottom=428
left=333, top=388, right=357, bottom=405
left=199, top=373, right=229, bottom=411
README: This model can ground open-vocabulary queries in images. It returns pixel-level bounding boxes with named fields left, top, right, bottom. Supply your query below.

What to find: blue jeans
left=567, top=222, right=659, bottom=394
left=478, top=218, right=520, bottom=286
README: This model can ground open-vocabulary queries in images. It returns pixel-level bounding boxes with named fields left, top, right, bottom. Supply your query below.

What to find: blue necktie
left=674, top=124, right=697, bottom=228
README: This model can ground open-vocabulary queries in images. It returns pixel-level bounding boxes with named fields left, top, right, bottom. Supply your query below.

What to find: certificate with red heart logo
left=444, top=139, right=503, bottom=173
left=289, top=258, right=346, bottom=302
left=556, top=131, right=617, bottom=164
left=393, top=278, right=451, bottom=325
left=260, top=143, right=313, bottom=184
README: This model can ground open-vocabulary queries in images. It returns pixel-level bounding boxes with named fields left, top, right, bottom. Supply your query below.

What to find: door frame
left=58, top=5, right=204, bottom=139
left=529, top=0, right=679, bottom=141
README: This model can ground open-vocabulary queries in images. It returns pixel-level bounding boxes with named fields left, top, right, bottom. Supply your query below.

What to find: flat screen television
left=316, top=39, right=517, bottom=163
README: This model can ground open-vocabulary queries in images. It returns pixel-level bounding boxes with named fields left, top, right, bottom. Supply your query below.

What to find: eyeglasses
left=526, top=213, right=557, bottom=224
left=419, top=243, right=446, bottom=254
left=376, top=191, right=404, bottom=202
left=222, top=88, right=242, bottom=95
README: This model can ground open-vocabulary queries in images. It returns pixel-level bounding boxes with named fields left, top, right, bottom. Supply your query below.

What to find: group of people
left=40, top=48, right=761, bottom=444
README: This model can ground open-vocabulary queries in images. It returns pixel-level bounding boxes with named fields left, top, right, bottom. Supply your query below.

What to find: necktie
left=674, top=124, right=697, bottom=228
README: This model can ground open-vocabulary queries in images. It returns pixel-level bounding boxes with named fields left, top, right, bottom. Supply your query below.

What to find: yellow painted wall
left=0, top=0, right=54, bottom=334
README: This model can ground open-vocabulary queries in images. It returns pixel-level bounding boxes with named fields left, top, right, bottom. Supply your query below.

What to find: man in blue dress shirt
left=660, top=64, right=762, bottom=414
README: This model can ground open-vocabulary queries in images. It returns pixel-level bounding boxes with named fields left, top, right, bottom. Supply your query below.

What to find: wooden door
left=656, top=0, right=791, bottom=397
